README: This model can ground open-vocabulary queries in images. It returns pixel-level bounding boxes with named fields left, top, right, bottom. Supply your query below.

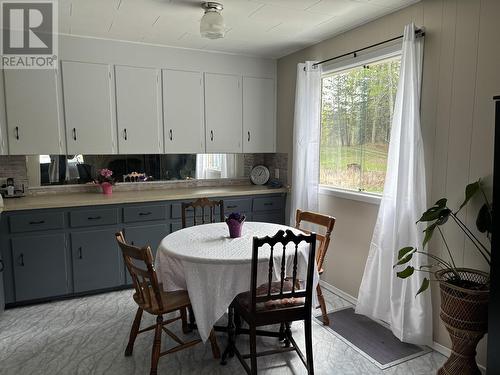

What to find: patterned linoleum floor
left=0, top=288, right=445, bottom=375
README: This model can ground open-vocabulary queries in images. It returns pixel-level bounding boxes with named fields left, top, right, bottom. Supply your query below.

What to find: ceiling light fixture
left=200, top=2, right=225, bottom=40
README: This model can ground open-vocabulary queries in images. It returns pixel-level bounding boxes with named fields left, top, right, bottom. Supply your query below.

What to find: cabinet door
left=124, top=223, right=169, bottom=284
left=4, top=70, right=64, bottom=154
left=11, top=234, right=68, bottom=301
left=243, top=77, right=275, bottom=153
left=163, top=69, right=205, bottom=153
left=204, top=73, right=242, bottom=153
left=115, top=66, right=163, bottom=153
left=62, top=61, right=116, bottom=154
left=71, top=229, right=122, bottom=293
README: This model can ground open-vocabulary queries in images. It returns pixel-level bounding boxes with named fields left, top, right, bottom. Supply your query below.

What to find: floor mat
left=316, top=307, right=431, bottom=369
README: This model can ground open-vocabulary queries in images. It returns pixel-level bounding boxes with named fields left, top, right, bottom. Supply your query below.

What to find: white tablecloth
left=155, top=222, right=319, bottom=342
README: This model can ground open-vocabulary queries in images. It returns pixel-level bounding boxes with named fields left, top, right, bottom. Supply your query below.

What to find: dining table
left=155, top=221, right=319, bottom=342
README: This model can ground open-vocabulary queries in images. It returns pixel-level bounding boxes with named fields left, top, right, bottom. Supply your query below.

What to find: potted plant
left=96, top=168, right=115, bottom=195
left=394, top=179, right=492, bottom=375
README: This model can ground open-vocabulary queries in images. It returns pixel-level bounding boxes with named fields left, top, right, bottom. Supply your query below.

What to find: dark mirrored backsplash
left=40, top=154, right=199, bottom=185
left=0, top=153, right=288, bottom=189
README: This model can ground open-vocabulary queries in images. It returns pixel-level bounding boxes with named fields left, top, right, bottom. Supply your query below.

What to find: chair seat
left=133, top=288, right=191, bottom=314
left=235, top=281, right=305, bottom=312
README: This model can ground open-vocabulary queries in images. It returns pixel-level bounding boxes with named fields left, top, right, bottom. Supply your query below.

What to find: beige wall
left=278, top=0, right=499, bottom=368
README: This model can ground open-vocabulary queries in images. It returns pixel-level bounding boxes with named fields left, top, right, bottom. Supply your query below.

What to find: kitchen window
left=320, top=54, right=401, bottom=196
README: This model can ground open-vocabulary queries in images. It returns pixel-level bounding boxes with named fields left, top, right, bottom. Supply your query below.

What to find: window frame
left=319, top=42, right=402, bottom=204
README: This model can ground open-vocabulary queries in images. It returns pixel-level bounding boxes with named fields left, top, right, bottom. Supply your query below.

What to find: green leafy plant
left=394, top=179, right=492, bottom=295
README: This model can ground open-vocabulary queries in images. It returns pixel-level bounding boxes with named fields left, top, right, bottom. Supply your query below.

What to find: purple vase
left=226, top=218, right=245, bottom=238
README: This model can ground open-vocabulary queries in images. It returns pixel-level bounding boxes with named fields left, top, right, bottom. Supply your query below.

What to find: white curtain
left=355, top=23, right=432, bottom=345
left=289, top=61, right=322, bottom=225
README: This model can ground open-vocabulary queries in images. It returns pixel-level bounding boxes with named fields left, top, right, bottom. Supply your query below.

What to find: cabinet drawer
left=252, top=212, right=284, bottom=224
left=123, top=205, right=166, bottom=223
left=224, top=199, right=252, bottom=214
left=9, top=212, right=65, bottom=233
left=253, top=196, right=284, bottom=212
left=70, top=208, right=118, bottom=228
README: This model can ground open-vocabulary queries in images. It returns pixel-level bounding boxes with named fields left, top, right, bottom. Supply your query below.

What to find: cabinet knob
left=78, top=247, right=83, bottom=259
left=73, top=128, right=77, bottom=141
left=15, top=126, right=19, bottom=140
left=210, top=130, right=214, bottom=141
left=0, top=259, right=4, bottom=272
left=248, top=131, right=250, bottom=142
left=169, top=129, right=173, bottom=141
left=19, top=253, right=24, bottom=267
left=124, top=128, right=127, bottom=141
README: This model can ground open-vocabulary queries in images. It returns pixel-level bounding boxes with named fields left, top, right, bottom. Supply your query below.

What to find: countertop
left=0, top=185, right=289, bottom=212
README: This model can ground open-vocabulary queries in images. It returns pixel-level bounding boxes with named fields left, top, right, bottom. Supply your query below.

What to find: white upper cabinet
left=62, top=61, right=116, bottom=154
left=242, top=77, right=275, bottom=153
left=115, top=66, right=163, bottom=154
left=204, top=73, right=242, bottom=153
left=163, top=69, right=204, bottom=154
left=4, top=70, right=64, bottom=155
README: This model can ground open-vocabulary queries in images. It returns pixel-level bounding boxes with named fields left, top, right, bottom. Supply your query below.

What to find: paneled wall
left=277, top=0, right=499, bottom=367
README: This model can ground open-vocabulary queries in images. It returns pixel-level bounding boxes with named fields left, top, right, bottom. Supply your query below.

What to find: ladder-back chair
left=295, top=209, right=336, bottom=325
left=181, top=197, right=224, bottom=228
left=221, top=229, right=317, bottom=375
left=115, top=232, right=219, bottom=375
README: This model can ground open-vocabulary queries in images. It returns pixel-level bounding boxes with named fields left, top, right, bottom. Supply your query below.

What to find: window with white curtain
left=320, top=53, right=401, bottom=195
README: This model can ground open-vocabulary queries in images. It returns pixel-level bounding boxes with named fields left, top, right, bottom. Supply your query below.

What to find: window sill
left=319, top=186, right=382, bottom=205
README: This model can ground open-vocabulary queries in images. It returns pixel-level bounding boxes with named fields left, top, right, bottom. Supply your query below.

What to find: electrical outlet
left=274, top=169, right=279, bottom=179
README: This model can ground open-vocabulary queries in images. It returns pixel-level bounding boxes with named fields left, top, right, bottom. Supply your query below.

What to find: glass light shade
left=200, top=10, right=225, bottom=39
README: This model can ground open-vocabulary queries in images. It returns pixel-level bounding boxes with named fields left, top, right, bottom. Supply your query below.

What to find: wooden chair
left=221, top=229, right=317, bottom=375
left=181, top=197, right=224, bottom=228
left=115, top=232, right=220, bottom=375
left=295, top=209, right=336, bottom=325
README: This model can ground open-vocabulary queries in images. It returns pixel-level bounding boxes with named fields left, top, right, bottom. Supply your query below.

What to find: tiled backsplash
left=0, top=156, right=28, bottom=189
left=0, top=154, right=288, bottom=194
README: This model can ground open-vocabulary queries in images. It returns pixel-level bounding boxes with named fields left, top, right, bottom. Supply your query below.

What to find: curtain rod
left=312, top=28, right=425, bottom=68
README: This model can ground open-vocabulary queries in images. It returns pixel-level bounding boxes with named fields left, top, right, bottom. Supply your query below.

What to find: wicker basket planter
left=435, top=268, right=489, bottom=375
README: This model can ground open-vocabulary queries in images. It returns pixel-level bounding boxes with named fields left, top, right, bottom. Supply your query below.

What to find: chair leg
left=316, top=284, right=330, bottom=326
left=278, top=323, right=285, bottom=342
left=304, top=316, right=314, bottom=375
left=221, top=306, right=235, bottom=365
left=181, top=307, right=189, bottom=334
left=125, top=307, right=143, bottom=356
left=284, top=322, right=292, bottom=348
left=188, top=305, right=196, bottom=331
left=150, top=315, right=163, bottom=375
left=209, top=329, right=221, bottom=359
left=249, top=325, right=258, bottom=375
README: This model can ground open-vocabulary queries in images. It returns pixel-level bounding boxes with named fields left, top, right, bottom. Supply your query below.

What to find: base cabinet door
left=124, top=223, right=169, bottom=284
left=71, top=229, right=122, bottom=293
left=11, top=234, right=68, bottom=302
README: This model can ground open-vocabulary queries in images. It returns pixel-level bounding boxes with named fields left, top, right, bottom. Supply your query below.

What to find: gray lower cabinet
left=124, top=223, right=170, bottom=284
left=11, top=234, right=68, bottom=301
left=71, top=229, right=122, bottom=293
left=1, top=192, right=286, bottom=306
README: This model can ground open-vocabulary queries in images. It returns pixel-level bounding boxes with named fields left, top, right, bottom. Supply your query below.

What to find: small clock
left=250, top=165, right=270, bottom=185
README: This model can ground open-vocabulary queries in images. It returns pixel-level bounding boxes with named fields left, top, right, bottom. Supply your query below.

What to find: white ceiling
left=59, top=0, right=420, bottom=59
